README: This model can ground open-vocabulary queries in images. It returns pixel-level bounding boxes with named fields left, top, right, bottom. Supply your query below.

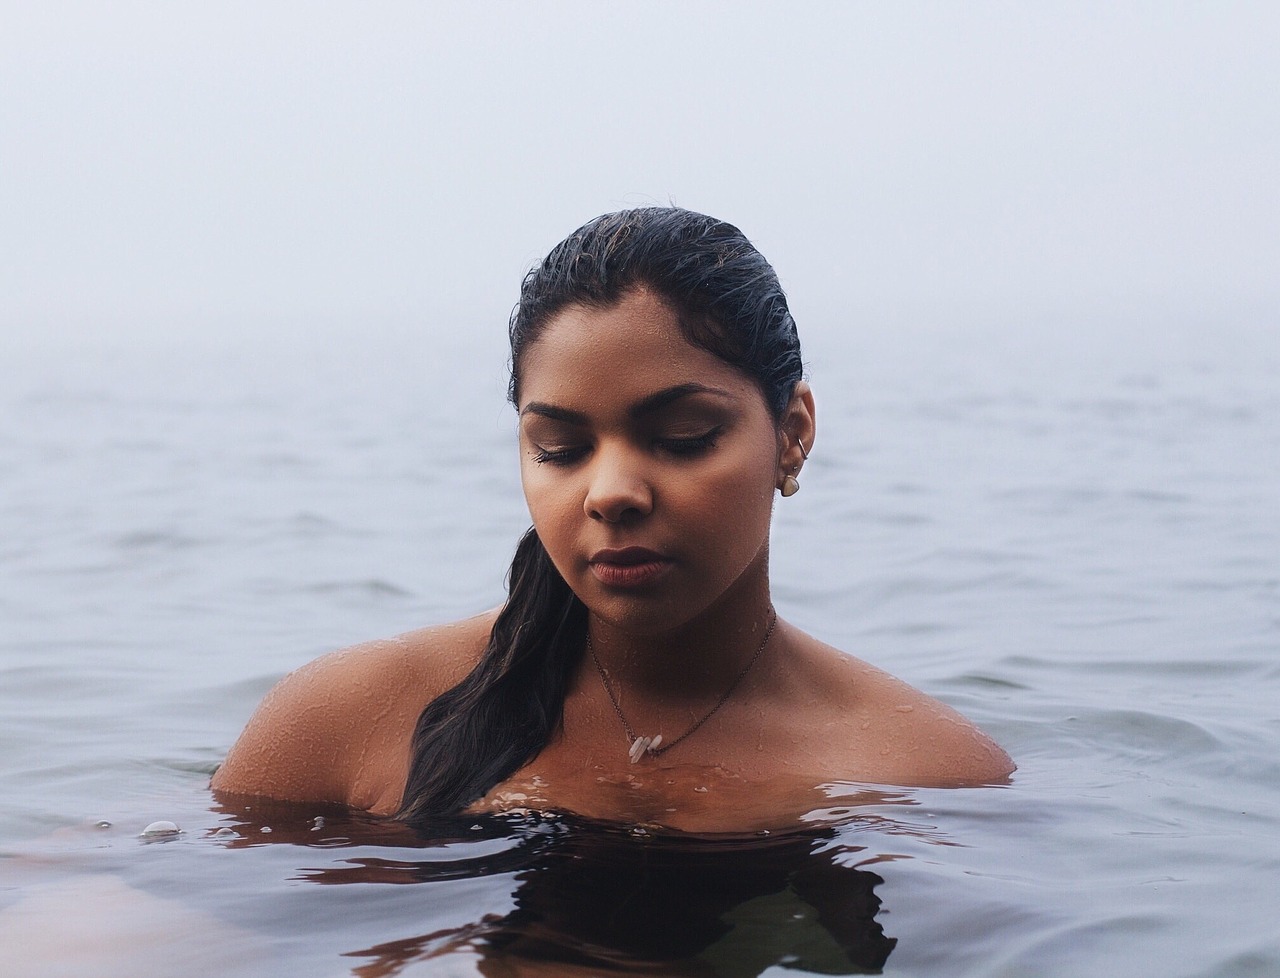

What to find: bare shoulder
left=211, top=610, right=496, bottom=810
left=786, top=629, right=1015, bottom=787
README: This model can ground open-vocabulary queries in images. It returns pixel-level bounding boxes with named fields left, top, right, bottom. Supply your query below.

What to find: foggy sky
left=3, top=2, right=1277, bottom=344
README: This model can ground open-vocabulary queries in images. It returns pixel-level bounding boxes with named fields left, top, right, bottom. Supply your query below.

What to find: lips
left=588, top=547, right=674, bottom=588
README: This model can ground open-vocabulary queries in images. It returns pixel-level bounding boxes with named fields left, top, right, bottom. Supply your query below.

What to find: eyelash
left=659, top=429, right=721, bottom=456
left=531, top=428, right=722, bottom=466
left=531, top=446, right=588, bottom=466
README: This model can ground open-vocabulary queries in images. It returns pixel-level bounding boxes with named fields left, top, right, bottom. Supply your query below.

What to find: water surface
left=2, top=318, right=1277, bottom=976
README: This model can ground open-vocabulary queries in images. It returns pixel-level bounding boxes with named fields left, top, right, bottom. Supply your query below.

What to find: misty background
left=3, top=2, right=1276, bottom=360
left=3, top=14, right=1280, bottom=973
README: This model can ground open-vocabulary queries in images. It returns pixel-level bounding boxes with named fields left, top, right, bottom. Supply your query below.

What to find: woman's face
left=516, top=288, right=787, bottom=634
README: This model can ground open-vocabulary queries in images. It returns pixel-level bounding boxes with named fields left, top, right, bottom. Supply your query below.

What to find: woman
left=213, top=207, right=1013, bottom=832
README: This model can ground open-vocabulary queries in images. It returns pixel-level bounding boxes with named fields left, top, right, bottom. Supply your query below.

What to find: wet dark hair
left=399, top=208, right=803, bottom=824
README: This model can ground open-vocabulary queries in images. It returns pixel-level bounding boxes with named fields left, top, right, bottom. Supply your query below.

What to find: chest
left=470, top=731, right=833, bottom=832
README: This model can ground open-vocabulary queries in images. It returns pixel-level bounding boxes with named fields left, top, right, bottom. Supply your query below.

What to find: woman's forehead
left=516, top=290, right=759, bottom=412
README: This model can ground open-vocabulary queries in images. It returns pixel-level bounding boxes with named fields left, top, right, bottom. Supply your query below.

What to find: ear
left=776, top=380, right=816, bottom=486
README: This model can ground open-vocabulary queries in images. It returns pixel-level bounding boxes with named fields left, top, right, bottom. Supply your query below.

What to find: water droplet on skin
left=310, top=817, right=325, bottom=831
left=470, top=824, right=483, bottom=832
left=260, top=826, right=272, bottom=834
left=212, top=827, right=236, bottom=839
left=95, top=820, right=112, bottom=830
left=694, top=786, right=708, bottom=793
left=140, top=820, right=180, bottom=838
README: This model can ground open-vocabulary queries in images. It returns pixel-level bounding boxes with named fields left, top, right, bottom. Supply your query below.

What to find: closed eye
left=531, top=444, right=589, bottom=466
left=531, top=426, right=724, bottom=465
left=657, top=427, right=722, bottom=457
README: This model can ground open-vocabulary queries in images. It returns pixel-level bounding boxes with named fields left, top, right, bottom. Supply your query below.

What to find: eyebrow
left=520, top=382, right=735, bottom=424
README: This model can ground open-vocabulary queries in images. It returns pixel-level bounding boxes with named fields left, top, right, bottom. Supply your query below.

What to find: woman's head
left=401, top=209, right=809, bottom=822
left=509, top=209, right=815, bottom=636
left=509, top=207, right=803, bottom=419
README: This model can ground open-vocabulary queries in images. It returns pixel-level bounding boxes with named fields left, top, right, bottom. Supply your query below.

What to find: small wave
left=113, top=529, right=206, bottom=551
left=305, top=579, right=415, bottom=599
left=1085, top=657, right=1268, bottom=679
left=1058, top=708, right=1223, bottom=763
left=249, top=452, right=318, bottom=471
left=948, top=672, right=1032, bottom=691
left=284, top=510, right=368, bottom=539
left=1124, top=488, right=1194, bottom=505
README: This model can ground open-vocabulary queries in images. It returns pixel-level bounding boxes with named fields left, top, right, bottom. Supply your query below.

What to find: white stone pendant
left=628, top=734, right=663, bottom=764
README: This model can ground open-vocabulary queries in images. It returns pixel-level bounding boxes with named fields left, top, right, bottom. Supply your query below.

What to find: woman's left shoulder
left=791, top=632, right=1015, bottom=786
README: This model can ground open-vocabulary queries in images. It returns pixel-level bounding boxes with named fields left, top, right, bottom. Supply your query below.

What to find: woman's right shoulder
left=370, top=609, right=499, bottom=692
left=210, top=609, right=497, bottom=808
left=312, top=610, right=496, bottom=702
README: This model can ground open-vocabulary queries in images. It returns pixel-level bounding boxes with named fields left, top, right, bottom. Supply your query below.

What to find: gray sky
left=3, top=2, right=1276, bottom=344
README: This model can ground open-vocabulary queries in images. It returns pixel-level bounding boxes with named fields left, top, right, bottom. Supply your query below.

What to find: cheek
left=520, top=460, right=578, bottom=545
left=688, top=444, right=778, bottom=537
left=718, top=433, right=780, bottom=496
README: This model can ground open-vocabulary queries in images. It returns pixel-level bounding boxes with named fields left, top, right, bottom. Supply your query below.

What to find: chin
left=577, top=588, right=705, bottom=636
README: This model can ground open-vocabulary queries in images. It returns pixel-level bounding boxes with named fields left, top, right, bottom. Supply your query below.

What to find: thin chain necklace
left=587, top=608, right=779, bottom=764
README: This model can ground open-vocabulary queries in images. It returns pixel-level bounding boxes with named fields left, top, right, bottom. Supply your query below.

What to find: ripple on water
left=1053, top=708, right=1223, bottom=766
left=111, top=529, right=209, bottom=552
left=302, top=579, right=415, bottom=599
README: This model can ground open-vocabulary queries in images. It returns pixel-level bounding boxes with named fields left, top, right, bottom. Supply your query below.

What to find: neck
left=584, top=574, right=776, bottom=703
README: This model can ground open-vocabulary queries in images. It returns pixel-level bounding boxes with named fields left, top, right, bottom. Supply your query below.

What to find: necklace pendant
left=628, top=734, right=663, bottom=764
left=590, top=609, right=774, bottom=766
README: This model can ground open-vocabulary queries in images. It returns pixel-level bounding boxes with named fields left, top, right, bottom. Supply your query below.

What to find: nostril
left=587, top=494, right=649, bottom=525
left=583, top=477, right=653, bottom=523
left=590, top=505, right=640, bottom=525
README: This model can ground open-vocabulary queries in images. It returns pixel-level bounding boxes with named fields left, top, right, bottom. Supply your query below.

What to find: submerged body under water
left=1, top=319, right=1278, bottom=976
left=9, top=797, right=904, bottom=977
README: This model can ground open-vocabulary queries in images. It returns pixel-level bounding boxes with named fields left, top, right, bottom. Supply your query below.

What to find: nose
left=583, top=444, right=653, bottom=524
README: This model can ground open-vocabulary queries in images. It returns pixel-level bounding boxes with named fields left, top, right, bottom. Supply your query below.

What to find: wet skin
left=516, top=288, right=785, bottom=645
left=213, top=288, right=1013, bottom=831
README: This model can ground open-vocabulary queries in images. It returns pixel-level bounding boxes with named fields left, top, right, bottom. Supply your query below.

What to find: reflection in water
left=211, top=800, right=897, bottom=977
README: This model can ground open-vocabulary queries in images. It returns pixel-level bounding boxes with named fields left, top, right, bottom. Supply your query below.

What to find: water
left=2, top=316, right=1278, bottom=976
